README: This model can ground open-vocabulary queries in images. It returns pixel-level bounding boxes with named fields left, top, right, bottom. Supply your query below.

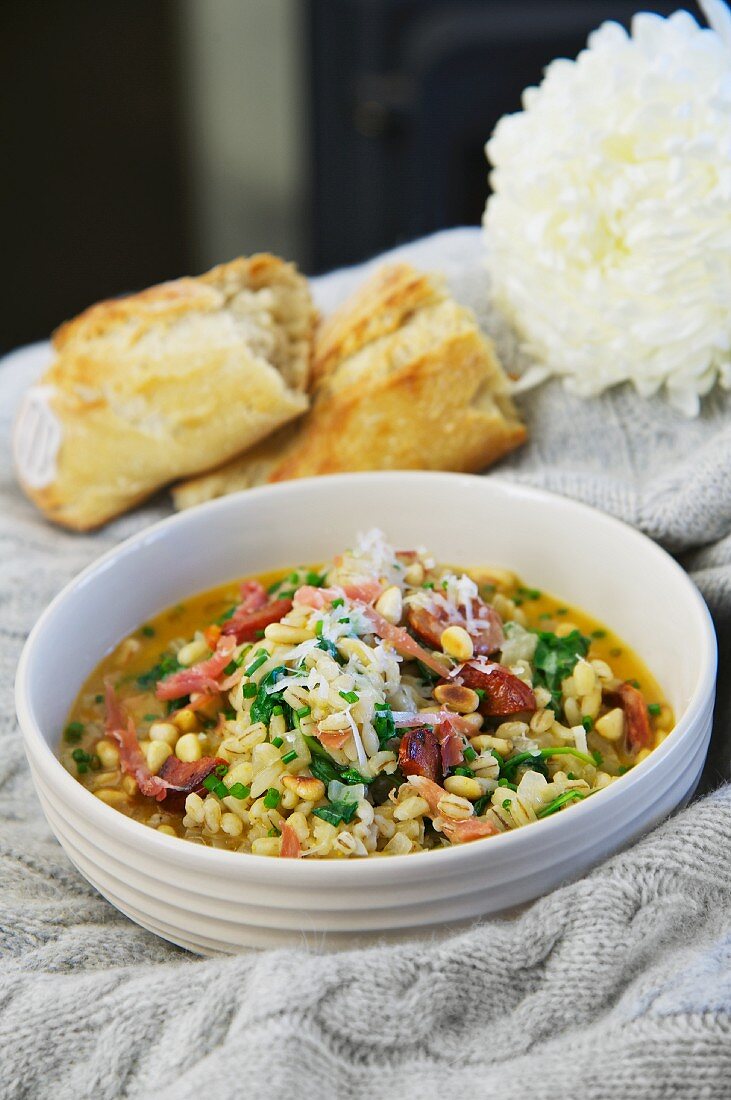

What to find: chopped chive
left=497, top=778, right=517, bottom=791
left=648, top=703, right=661, bottom=716
left=225, top=708, right=236, bottom=720
left=244, top=650, right=268, bottom=676
left=338, top=617, right=350, bottom=625
left=463, top=746, right=478, bottom=762
left=332, top=597, right=345, bottom=609
left=296, top=705, right=311, bottom=719
left=538, top=612, right=552, bottom=620
left=610, top=647, right=623, bottom=657
left=567, top=772, right=577, bottom=780
left=77, top=762, right=88, bottom=774
left=339, top=690, right=359, bottom=704
left=71, top=748, right=90, bottom=763
left=281, top=750, right=297, bottom=764
left=628, top=678, right=641, bottom=689
left=214, top=781, right=228, bottom=799
left=314, top=620, right=324, bottom=637
left=582, top=715, right=594, bottom=732
left=514, top=597, right=524, bottom=606
left=268, top=826, right=281, bottom=837
left=263, top=787, right=281, bottom=808
left=592, top=750, right=603, bottom=766
left=271, top=736, right=283, bottom=748
left=289, top=572, right=299, bottom=584
left=223, top=661, right=237, bottom=676
left=452, top=765, right=474, bottom=777
left=475, top=688, right=485, bottom=700
left=556, top=607, right=568, bottom=615
left=617, top=766, right=628, bottom=776
left=306, top=570, right=325, bottom=586
left=94, top=694, right=103, bottom=704
left=242, top=682, right=258, bottom=698
left=215, top=763, right=228, bottom=777
left=591, top=629, right=607, bottom=639
left=64, top=721, right=84, bottom=743
left=140, top=624, right=155, bottom=637
left=422, top=581, right=434, bottom=589
left=202, top=774, right=218, bottom=792
left=502, top=799, right=512, bottom=809
left=255, top=629, right=266, bottom=639
left=227, top=782, right=250, bottom=800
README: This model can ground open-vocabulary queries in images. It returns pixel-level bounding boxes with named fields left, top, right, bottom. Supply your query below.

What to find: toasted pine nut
left=175, top=733, right=203, bottom=762
left=434, top=683, right=480, bottom=713
left=440, top=625, right=474, bottom=661
left=95, top=739, right=120, bottom=769
left=375, top=586, right=403, bottom=624
left=444, top=775, right=482, bottom=800
left=149, top=721, right=179, bottom=746
left=282, top=774, right=325, bottom=801
left=595, top=707, right=625, bottom=742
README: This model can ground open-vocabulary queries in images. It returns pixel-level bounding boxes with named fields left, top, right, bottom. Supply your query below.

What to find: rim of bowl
left=15, top=471, right=718, bottom=883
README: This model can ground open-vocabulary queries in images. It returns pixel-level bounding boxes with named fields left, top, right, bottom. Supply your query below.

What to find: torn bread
left=172, top=263, right=526, bottom=509
left=13, top=254, right=315, bottom=530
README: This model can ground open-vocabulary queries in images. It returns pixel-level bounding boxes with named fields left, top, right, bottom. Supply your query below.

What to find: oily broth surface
left=60, top=565, right=673, bottom=847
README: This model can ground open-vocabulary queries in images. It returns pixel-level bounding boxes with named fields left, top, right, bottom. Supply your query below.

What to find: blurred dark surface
left=2, top=0, right=685, bottom=351
left=0, top=0, right=189, bottom=352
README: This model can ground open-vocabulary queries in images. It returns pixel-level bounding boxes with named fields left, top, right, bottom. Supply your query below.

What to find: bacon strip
left=437, top=713, right=465, bottom=770
left=316, top=727, right=351, bottom=751
left=221, top=598, right=292, bottom=644
left=357, top=604, right=451, bottom=676
left=155, top=636, right=236, bottom=700
left=441, top=817, right=499, bottom=843
left=279, top=822, right=302, bottom=858
left=157, top=754, right=226, bottom=797
left=104, top=681, right=171, bottom=801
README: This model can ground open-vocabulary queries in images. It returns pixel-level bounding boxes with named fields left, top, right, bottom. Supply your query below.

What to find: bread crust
left=14, top=254, right=315, bottom=530
left=172, top=263, right=526, bottom=508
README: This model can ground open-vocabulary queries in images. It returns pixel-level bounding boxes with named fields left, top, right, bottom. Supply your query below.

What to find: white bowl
left=16, top=473, right=717, bottom=954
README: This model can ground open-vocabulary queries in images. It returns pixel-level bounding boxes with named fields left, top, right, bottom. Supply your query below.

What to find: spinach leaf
left=531, top=629, right=590, bottom=713
left=137, top=652, right=181, bottom=690
left=373, top=704, right=396, bottom=748
left=250, top=666, right=293, bottom=728
left=312, top=799, right=359, bottom=826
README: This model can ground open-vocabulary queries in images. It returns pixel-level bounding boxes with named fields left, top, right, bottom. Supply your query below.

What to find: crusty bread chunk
left=13, top=255, right=315, bottom=529
left=172, top=262, right=526, bottom=509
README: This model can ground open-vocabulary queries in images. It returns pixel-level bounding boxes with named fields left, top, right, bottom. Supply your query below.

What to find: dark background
left=1, top=0, right=686, bottom=351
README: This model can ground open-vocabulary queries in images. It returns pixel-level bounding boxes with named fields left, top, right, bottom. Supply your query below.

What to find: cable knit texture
left=1, top=229, right=729, bottom=1099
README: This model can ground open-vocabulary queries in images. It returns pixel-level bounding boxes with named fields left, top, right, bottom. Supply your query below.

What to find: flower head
left=483, top=3, right=731, bottom=415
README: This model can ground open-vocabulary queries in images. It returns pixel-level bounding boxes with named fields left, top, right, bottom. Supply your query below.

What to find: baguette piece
left=13, top=254, right=315, bottom=530
left=172, top=263, right=526, bottom=509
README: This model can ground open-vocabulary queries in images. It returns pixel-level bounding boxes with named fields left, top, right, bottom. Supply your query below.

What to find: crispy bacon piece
left=441, top=817, right=499, bottom=843
left=398, top=726, right=441, bottom=783
left=221, top=598, right=292, bottom=644
left=605, top=681, right=653, bottom=752
left=406, top=598, right=504, bottom=657
left=103, top=682, right=170, bottom=801
left=358, top=604, right=451, bottom=676
left=406, top=775, right=498, bottom=845
left=406, top=774, right=446, bottom=814
left=316, top=727, right=351, bottom=751
left=155, top=636, right=237, bottom=700
left=239, top=580, right=269, bottom=611
left=436, top=713, right=465, bottom=770
left=279, top=821, right=302, bottom=858
left=294, top=581, right=384, bottom=610
left=455, top=662, right=537, bottom=716
left=157, top=754, right=226, bottom=797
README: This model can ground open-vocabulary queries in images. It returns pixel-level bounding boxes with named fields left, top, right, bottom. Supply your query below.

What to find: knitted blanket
left=1, top=229, right=729, bottom=1100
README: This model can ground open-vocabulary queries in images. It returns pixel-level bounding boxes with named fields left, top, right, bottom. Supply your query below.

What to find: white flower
left=483, top=2, right=731, bottom=416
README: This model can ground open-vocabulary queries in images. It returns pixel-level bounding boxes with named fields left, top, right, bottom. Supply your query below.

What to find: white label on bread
left=13, top=386, right=62, bottom=488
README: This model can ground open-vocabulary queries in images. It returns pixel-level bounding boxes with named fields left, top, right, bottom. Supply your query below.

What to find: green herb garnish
left=582, top=715, right=594, bottom=732
left=242, top=682, right=258, bottom=699
left=250, top=666, right=294, bottom=729
left=140, top=625, right=155, bottom=638
left=244, top=650, right=269, bottom=677
left=501, top=745, right=597, bottom=780
left=373, top=704, right=395, bottom=748
left=537, top=790, right=586, bottom=818
left=312, top=799, right=358, bottom=826
left=263, top=788, right=281, bottom=809
left=281, top=750, right=297, bottom=764
left=136, top=652, right=182, bottom=690
left=227, top=783, right=250, bottom=800
left=339, top=690, right=359, bottom=705
left=648, top=703, right=661, bottom=716
left=531, top=629, right=591, bottom=712
left=64, top=721, right=84, bottom=744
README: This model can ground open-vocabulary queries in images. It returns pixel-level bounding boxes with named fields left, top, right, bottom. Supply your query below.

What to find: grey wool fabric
left=1, top=229, right=730, bottom=1100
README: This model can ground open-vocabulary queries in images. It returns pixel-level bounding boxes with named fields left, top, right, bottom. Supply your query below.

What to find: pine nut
left=375, top=586, right=403, bottom=624
left=440, top=626, right=474, bottom=661
left=433, top=683, right=480, bottom=713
